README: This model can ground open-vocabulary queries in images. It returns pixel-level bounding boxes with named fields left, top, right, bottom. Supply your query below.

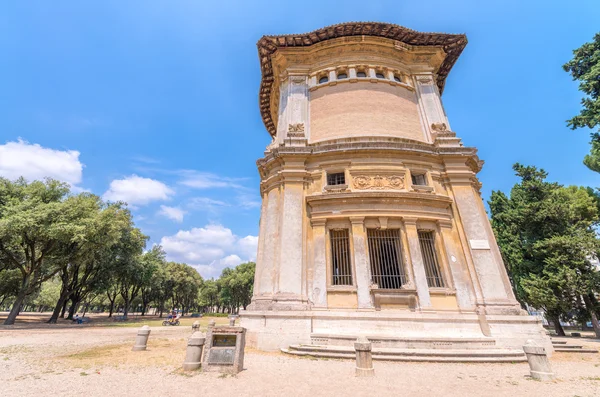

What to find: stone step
left=310, top=333, right=496, bottom=350
left=552, top=344, right=583, bottom=349
left=282, top=344, right=527, bottom=363
left=550, top=340, right=567, bottom=344
left=554, top=347, right=598, bottom=353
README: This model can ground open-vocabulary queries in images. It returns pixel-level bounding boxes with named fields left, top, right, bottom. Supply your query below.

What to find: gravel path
left=1, top=326, right=599, bottom=397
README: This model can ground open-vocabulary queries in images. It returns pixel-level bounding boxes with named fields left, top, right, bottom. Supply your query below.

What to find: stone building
left=241, top=22, right=550, bottom=357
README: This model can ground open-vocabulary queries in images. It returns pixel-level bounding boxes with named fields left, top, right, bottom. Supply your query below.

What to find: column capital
left=311, top=219, right=327, bottom=228
left=403, top=217, right=418, bottom=227
left=349, top=216, right=365, bottom=225
left=437, top=219, right=453, bottom=229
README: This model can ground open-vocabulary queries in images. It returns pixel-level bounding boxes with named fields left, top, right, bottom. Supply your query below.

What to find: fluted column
left=403, top=218, right=431, bottom=309
left=350, top=217, right=374, bottom=309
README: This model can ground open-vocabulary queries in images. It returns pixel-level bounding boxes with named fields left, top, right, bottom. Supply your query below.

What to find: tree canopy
left=0, top=177, right=257, bottom=324
left=564, top=32, right=600, bottom=172
left=490, top=164, right=600, bottom=337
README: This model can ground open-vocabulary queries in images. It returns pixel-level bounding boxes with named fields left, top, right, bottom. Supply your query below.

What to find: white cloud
left=103, top=175, right=174, bottom=206
left=158, top=205, right=186, bottom=223
left=0, top=139, right=83, bottom=186
left=188, top=197, right=229, bottom=209
left=178, top=170, right=244, bottom=189
left=160, top=224, right=258, bottom=278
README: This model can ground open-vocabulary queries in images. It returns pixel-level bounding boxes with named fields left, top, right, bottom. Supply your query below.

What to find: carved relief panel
left=350, top=171, right=407, bottom=191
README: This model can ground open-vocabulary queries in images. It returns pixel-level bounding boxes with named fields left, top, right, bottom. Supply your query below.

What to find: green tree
left=139, top=245, right=166, bottom=315
left=0, top=178, right=100, bottom=325
left=489, top=164, right=600, bottom=337
left=47, top=200, right=133, bottom=323
left=564, top=33, right=600, bottom=172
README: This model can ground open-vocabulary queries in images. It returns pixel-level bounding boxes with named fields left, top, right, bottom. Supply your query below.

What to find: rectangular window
left=367, top=229, right=407, bottom=289
left=411, top=173, right=427, bottom=186
left=330, top=229, right=352, bottom=285
left=327, top=172, right=346, bottom=186
left=418, top=230, right=445, bottom=288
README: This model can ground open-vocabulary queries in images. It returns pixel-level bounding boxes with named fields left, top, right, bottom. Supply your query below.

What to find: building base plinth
left=240, top=309, right=552, bottom=355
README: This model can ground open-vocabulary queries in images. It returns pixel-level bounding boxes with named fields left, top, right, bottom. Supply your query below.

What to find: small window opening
left=337, top=73, right=348, bottom=79
left=356, top=71, right=367, bottom=78
left=319, top=75, right=329, bottom=84
left=330, top=229, right=353, bottom=286
left=327, top=172, right=346, bottom=186
left=418, top=231, right=445, bottom=288
left=394, top=75, right=402, bottom=83
left=411, top=173, right=427, bottom=186
left=375, top=72, right=385, bottom=79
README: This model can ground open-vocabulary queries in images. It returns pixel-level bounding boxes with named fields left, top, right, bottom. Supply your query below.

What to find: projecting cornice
left=257, top=22, right=468, bottom=137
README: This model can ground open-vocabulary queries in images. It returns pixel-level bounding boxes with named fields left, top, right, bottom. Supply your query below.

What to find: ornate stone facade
left=241, top=22, right=550, bottom=354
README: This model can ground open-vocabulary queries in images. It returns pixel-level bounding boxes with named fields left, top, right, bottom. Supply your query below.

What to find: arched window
left=375, top=72, right=385, bottom=79
left=337, top=73, right=348, bottom=79
left=356, top=71, right=367, bottom=78
left=394, top=75, right=402, bottom=83
left=319, top=75, right=329, bottom=84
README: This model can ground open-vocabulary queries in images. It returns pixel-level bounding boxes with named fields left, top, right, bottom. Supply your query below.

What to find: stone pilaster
left=415, top=73, right=449, bottom=140
left=350, top=217, right=374, bottom=310
left=274, top=157, right=309, bottom=308
left=276, top=74, right=309, bottom=144
left=437, top=220, right=476, bottom=311
left=310, top=219, right=327, bottom=308
left=403, top=218, right=431, bottom=309
left=444, top=159, right=521, bottom=314
left=257, top=186, right=280, bottom=295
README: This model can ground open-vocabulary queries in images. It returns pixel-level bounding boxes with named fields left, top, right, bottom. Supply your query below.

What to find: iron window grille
left=418, top=230, right=445, bottom=288
left=327, top=172, right=346, bottom=186
left=330, top=229, right=353, bottom=286
left=367, top=229, right=407, bottom=289
left=411, top=173, right=427, bottom=186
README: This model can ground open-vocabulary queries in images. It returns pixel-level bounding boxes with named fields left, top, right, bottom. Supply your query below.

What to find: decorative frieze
left=352, top=174, right=405, bottom=190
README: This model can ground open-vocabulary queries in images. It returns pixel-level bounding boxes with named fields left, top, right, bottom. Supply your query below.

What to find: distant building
left=241, top=22, right=550, bottom=355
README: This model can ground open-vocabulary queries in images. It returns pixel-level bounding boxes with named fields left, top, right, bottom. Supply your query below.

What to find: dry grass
left=58, top=337, right=189, bottom=369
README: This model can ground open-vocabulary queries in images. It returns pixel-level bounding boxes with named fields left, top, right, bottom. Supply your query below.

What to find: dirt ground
left=1, top=313, right=599, bottom=397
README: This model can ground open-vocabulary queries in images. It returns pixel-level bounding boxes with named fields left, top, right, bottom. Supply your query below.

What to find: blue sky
left=1, top=1, right=599, bottom=278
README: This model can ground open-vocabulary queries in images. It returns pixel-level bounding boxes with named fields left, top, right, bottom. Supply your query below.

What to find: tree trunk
left=549, top=314, right=565, bottom=336
left=123, top=298, right=130, bottom=319
left=3, top=291, right=27, bottom=325
left=48, top=291, right=71, bottom=324
left=108, top=301, right=115, bottom=317
left=60, top=298, right=68, bottom=318
left=582, top=295, right=600, bottom=339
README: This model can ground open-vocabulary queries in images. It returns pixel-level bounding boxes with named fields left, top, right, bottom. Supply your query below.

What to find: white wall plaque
left=469, top=239, right=490, bottom=250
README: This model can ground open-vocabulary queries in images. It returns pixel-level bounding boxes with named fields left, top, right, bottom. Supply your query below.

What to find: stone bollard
left=132, top=325, right=151, bottom=351
left=208, top=319, right=216, bottom=328
left=228, top=315, right=236, bottom=326
left=183, top=331, right=206, bottom=371
left=354, top=336, right=375, bottom=377
left=523, top=339, right=554, bottom=381
left=192, top=321, right=200, bottom=333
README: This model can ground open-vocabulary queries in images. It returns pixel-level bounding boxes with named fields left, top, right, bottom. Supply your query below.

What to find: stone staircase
left=551, top=339, right=598, bottom=354
left=281, top=333, right=527, bottom=363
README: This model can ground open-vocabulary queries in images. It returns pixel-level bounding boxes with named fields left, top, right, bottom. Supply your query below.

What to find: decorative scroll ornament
left=431, top=123, right=449, bottom=132
left=353, top=175, right=404, bottom=190
left=417, top=76, right=434, bottom=85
